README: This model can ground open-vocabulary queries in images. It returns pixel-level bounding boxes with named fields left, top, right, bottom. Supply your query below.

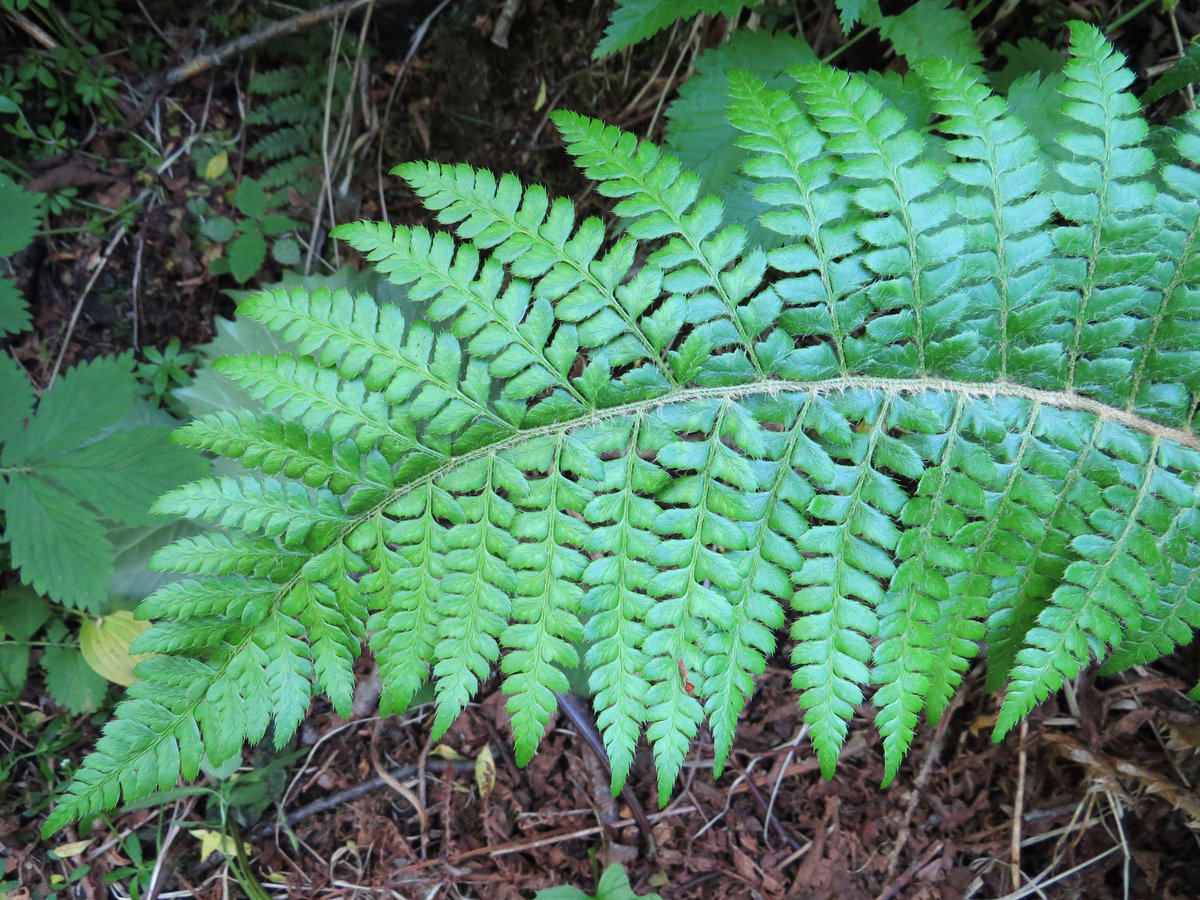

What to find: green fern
left=45, top=24, right=1200, bottom=833
left=245, top=63, right=352, bottom=204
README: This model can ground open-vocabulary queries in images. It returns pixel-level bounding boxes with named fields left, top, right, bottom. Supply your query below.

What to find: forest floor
left=4, top=1, right=1200, bottom=898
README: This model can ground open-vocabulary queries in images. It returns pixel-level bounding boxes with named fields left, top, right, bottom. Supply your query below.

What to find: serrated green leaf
left=1143, top=44, right=1200, bottom=107
left=0, top=276, right=31, bottom=337
left=228, top=230, right=268, bottom=283
left=234, top=178, right=270, bottom=218
left=260, top=214, right=298, bottom=237
left=0, top=354, right=33, bottom=446
left=873, top=0, right=982, bottom=67
left=37, top=427, right=208, bottom=526
left=0, top=173, right=41, bottom=258
left=4, top=472, right=113, bottom=609
left=594, top=0, right=747, bottom=58
left=42, top=645, right=110, bottom=713
left=201, top=216, right=237, bottom=242
left=271, top=237, right=301, bottom=265
left=3, top=355, right=136, bottom=463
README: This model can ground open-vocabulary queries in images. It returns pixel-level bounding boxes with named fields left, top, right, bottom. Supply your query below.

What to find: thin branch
left=147, top=0, right=397, bottom=90
left=254, top=759, right=476, bottom=836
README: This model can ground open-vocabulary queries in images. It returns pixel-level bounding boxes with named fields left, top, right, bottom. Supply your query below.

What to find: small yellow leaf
left=189, top=828, right=249, bottom=861
left=534, top=79, right=547, bottom=112
left=430, top=743, right=465, bottom=761
left=204, top=150, right=229, bottom=180
left=969, top=713, right=997, bottom=736
left=80, top=610, right=154, bottom=686
left=50, top=839, right=91, bottom=859
left=475, top=744, right=496, bottom=800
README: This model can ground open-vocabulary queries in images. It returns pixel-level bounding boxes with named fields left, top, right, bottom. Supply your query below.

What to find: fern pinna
left=46, top=24, right=1200, bottom=832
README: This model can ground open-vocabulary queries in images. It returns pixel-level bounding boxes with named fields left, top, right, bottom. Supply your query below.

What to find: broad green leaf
left=0, top=353, right=33, bottom=446
left=201, top=216, right=237, bottom=242
left=1143, top=44, right=1200, bottom=107
left=4, top=472, right=112, bottom=609
left=0, top=276, right=31, bottom=336
left=80, top=610, right=154, bottom=686
left=42, top=644, right=110, bottom=713
left=0, top=173, right=41, bottom=258
left=3, top=355, right=136, bottom=463
left=233, top=177, right=270, bottom=218
left=228, top=230, right=268, bottom=283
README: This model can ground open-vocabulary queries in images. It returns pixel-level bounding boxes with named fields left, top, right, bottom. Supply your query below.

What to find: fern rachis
left=45, top=24, right=1200, bottom=833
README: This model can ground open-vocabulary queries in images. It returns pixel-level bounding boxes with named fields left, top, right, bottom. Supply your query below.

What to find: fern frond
left=725, top=69, right=866, bottom=380
left=334, top=222, right=589, bottom=418
left=1127, top=109, right=1200, bottom=425
left=149, top=531, right=305, bottom=580
left=47, top=23, right=1200, bottom=834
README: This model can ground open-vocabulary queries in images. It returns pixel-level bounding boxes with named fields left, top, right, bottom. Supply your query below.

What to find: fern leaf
left=726, top=68, right=865, bottom=378
left=580, top=416, right=659, bottom=791
left=552, top=110, right=767, bottom=383
left=996, top=435, right=1188, bottom=735
left=150, top=532, right=303, bottom=580
left=153, top=477, right=347, bottom=547
left=333, top=222, right=588, bottom=418
left=179, top=410, right=388, bottom=495
left=1052, top=23, right=1160, bottom=400
left=502, top=434, right=589, bottom=763
left=46, top=23, right=1200, bottom=834
left=872, top=396, right=981, bottom=782
left=919, top=59, right=1056, bottom=384
left=666, top=33, right=818, bottom=248
left=398, top=162, right=675, bottom=391
left=428, top=456, right=517, bottom=737
left=787, top=64, right=968, bottom=377
left=42, top=651, right=234, bottom=833
left=701, top=394, right=803, bottom=775
left=594, top=0, right=747, bottom=59
left=138, top=576, right=281, bottom=622
left=1127, top=110, right=1200, bottom=425
left=247, top=67, right=306, bottom=97
left=239, top=285, right=517, bottom=445
left=357, top=500, right=443, bottom=715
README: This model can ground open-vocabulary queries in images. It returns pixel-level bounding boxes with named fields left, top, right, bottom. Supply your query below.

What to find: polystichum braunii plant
left=46, top=24, right=1200, bottom=833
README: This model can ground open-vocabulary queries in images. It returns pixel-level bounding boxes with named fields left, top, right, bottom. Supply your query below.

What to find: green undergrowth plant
left=0, top=174, right=208, bottom=712
left=535, top=864, right=661, bottom=900
left=244, top=61, right=354, bottom=208
left=200, top=176, right=303, bottom=284
left=45, top=23, right=1200, bottom=833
